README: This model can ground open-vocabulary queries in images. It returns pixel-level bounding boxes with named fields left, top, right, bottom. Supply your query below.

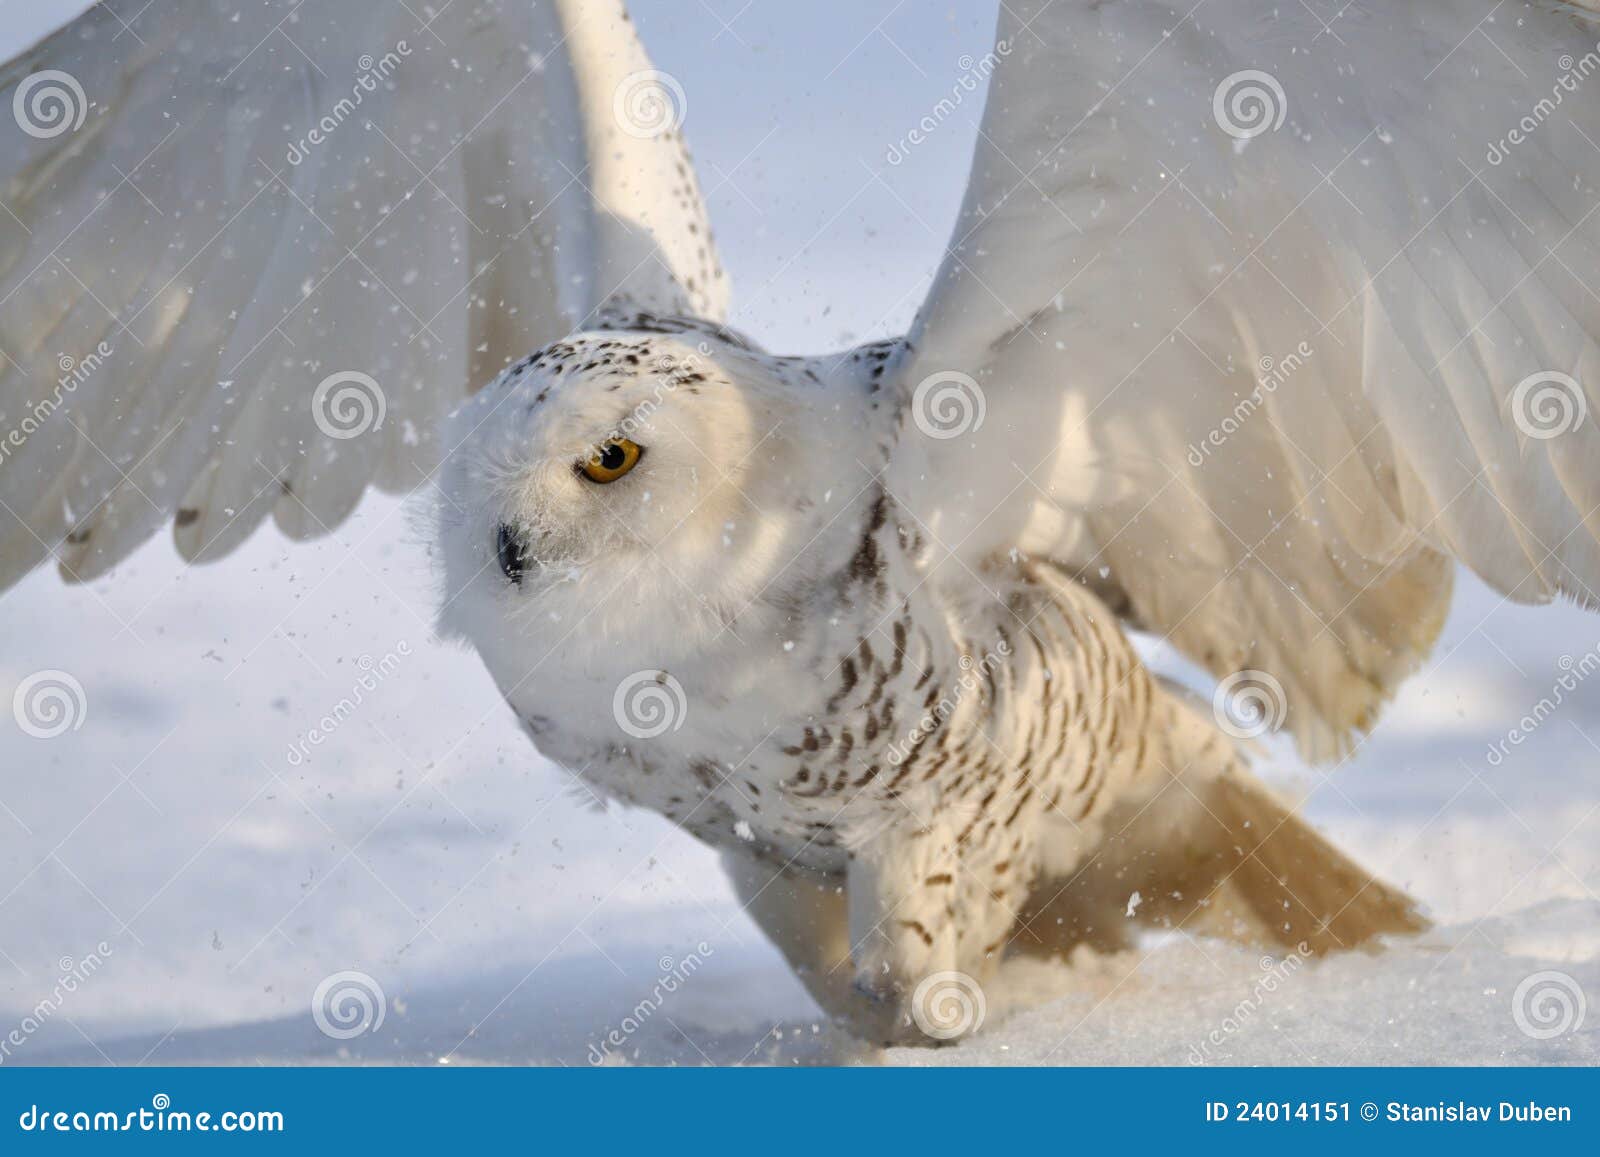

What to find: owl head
left=435, top=318, right=885, bottom=679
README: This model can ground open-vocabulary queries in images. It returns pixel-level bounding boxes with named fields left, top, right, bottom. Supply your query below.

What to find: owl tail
left=1019, top=691, right=1426, bottom=958
left=1165, top=771, right=1429, bottom=954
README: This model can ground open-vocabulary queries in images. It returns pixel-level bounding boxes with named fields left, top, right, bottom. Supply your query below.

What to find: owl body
left=516, top=482, right=1162, bottom=884
left=443, top=323, right=1158, bottom=873
left=439, top=318, right=1423, bottom=1042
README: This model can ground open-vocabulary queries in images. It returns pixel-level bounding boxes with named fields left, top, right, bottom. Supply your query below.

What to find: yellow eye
left=578, top=438, right=643, bottom=483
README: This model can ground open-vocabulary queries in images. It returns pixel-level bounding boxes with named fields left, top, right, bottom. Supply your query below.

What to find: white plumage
left=894, top=0, right=1600, bottom=760
left=3, top=0, right=1600, bottom=1044
left=0, top=0, right=722, bottom=586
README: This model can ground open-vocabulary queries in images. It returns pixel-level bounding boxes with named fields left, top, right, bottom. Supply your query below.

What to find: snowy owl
left=4, top=0, right=1600, bottom=1044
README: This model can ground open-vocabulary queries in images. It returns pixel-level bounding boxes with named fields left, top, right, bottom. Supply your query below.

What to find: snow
left=3, top=497, right=1593, bottom=1067
left=1, top=1, right=1596, bottom=1068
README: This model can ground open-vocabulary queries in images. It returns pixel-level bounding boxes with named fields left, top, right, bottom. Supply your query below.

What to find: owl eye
left=578, top=438, right=643, bottom=483
left=496, top=523, right=527, bottom=585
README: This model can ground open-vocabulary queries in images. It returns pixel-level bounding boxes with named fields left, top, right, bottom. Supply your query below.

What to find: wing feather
left=889, top=0, right=1600, bottom=758
left=0, top=0, right=725, bottom=586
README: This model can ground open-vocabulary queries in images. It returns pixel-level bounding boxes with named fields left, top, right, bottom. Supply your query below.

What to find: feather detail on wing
left=0, top=0, right=724, bottom=588
left=887, top=0, right=1600, bottom=759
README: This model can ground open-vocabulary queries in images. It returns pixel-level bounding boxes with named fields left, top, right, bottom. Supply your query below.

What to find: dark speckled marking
left=825, top=657, right=858, bottom=713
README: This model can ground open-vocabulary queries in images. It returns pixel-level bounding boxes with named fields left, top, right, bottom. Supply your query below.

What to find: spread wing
left=0, top=0, right=724, bottom=588
left=887, top=0, right=1600, bottom=759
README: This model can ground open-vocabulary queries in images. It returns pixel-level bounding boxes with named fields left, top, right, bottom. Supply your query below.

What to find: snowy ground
left=1, top=1, right=1597, bottom=1067
left=4, top=539, right=1596, bottom=1067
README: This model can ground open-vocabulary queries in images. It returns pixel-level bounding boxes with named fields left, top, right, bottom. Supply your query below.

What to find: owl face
left=436, top=325, right=882, bottom=677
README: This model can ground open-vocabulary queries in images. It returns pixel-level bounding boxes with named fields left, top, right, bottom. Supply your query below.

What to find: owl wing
left=888, top=0, right=1600, bottom=759
left=0, top=0, right=724, bottom=588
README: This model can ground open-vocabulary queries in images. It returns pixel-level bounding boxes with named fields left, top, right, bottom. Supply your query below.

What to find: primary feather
left=888, top=0, right=1600, bottom=759
left=0, top=0, right=722, bottom=587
